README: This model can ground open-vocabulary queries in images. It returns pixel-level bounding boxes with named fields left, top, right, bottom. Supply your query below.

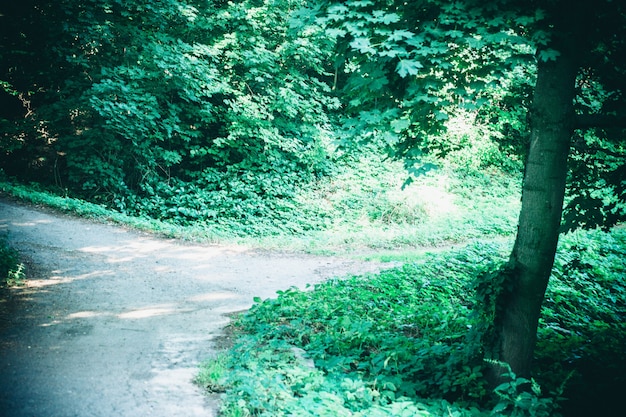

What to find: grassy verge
left=199, top=228, right=625, bottom=417
left=0, top=156, right=521, bottom=256
left=0, top=181, right=225, bottom=242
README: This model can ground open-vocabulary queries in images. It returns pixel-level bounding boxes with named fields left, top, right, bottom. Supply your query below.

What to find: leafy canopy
left=313, top=0, right=626, bottom=228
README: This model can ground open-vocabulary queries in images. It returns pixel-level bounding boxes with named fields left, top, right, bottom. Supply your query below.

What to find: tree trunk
left=491, top=50, right=578, bottom=380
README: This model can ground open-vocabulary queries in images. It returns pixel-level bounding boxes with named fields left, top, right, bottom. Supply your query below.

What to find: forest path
left=0, top=198, right=392, bottom=417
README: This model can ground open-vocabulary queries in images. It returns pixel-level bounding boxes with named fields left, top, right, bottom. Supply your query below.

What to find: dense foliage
left=3, top=0, right=537, bottom=235
left=5, top=0, right=621, bottom=238
left=1, top=0, right=340, bottom=232
left=207, top=228, right=625, bottom=416
left=316, top=0, right=539, bottom=163
left=310, top=0, right=624, bottom=382
left=315, top=0, right=626, bottom=229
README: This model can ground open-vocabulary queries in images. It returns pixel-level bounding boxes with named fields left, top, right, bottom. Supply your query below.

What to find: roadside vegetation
left=0, top=235, right=25, bottom=287
left=197, top=228, right=625, bottom=417
left=0, top=147, right=521, bottom=254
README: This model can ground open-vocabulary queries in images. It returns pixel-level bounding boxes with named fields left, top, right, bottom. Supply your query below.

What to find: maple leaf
left=350, top=37, right=376, bottom=54
left=396, top=59, right=423, bottom=77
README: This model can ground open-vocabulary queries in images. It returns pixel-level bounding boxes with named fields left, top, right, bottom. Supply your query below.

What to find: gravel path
left=0, top=198, right=389, bottom=417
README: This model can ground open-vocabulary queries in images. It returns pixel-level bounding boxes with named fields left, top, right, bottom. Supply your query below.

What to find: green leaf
left=447, top=30, right=465, bottom=39
left=492, top=402, right=509, bottom=413
left=350, top=37, right=376, bottom=54
left=390, top=118, right=410, bottom=132
left=327, top=4, right=348, bottom=21
left=347, top=0, right=374, bottom=7
left=382, top=13, right=401, bottom=24
left=326, top=28, right=347, bottom=38
left=434, top=111, right=448, bottom=121
left=495, top=382, right=512, bottom=392
left=388, top=30, right=415, bottom=42
left=487, top=16, right=504, bottom=27
left=396, top=59, right=423, bottom=77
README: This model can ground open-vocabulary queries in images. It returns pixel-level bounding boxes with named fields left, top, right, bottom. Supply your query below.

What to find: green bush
left=2, top=155, right=521, bottom=250
left=117, top=168, right=329, bottom=236
left=2, top=0, right=338, bottom=219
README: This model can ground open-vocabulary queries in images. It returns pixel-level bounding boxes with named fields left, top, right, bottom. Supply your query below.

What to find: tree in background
left=317, top=0, right=625, bottom=382
left=0, top=0, right=338, bottom=228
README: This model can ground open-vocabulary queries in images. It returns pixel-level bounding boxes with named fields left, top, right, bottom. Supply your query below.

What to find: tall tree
left=495, top=0, right=625, bottom=381
left=318, top=0, right=626, bottom=381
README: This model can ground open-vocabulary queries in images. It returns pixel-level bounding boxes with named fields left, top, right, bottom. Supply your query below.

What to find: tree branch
left=574, top=113, right=626, bottom=129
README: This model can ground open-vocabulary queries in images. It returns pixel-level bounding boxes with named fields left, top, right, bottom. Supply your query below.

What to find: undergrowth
left=0, top=155, right=521, bottom=254
left=201, top=227, right=626, bottom=416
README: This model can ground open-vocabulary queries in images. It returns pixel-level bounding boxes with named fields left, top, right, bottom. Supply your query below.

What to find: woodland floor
left=0, top=198, right=393, bottom=417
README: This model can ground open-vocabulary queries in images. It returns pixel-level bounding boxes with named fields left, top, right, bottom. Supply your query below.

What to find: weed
left=489, top=360, right=566, bottom=417
left=194, top=354, right=231, bottom=393
left=6, top=262, right=26, bottom=287
left=0, top=235, right=25, bottom=287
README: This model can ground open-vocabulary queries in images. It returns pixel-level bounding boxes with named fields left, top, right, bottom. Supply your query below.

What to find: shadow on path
left=0, top=199, right=389, bottom=417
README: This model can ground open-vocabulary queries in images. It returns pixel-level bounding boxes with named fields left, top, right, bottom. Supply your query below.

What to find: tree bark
left=491, top=50, right=578, bottom=380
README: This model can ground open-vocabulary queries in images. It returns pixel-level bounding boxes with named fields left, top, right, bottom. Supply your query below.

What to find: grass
left=0, top=155, right=521, bottom=257
left=194, top=354, right=231, bottom=393
left=286, top=157, right=520, bottom=254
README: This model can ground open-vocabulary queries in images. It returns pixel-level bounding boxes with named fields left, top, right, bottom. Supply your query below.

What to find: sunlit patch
left=187, top=292, right=237, bottom=303
left=106, top=256, right=136, bottom=263
left=80, top=245, right=115, bottom=253
left=27, top=278, right=73, bottom=288
left=154, top=266, right=172, bottom=272
left=81, top=240, right=173, bottom=255
left=66, top=311, right=104, bottom=319
left=118, top=306, right=176, bottom=319
left=413, top=183, right=458, bottom=217
left=11, top=219, right=53, bottom=227
left=40, top=319, right=62, bottom=327
left=150, top=367, right=196, bottom=389
left=79, top=240, right=248, bottom=264
left=25, top=270, right=113, bottom=287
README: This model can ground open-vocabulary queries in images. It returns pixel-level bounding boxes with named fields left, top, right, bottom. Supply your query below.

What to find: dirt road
left=0, top=198, right=389, bottom=417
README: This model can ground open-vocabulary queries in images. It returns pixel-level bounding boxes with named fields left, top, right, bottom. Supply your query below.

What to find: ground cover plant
left=0, top=235, right=25, bottom=287
left=201, top=227, right=626, bottom=416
